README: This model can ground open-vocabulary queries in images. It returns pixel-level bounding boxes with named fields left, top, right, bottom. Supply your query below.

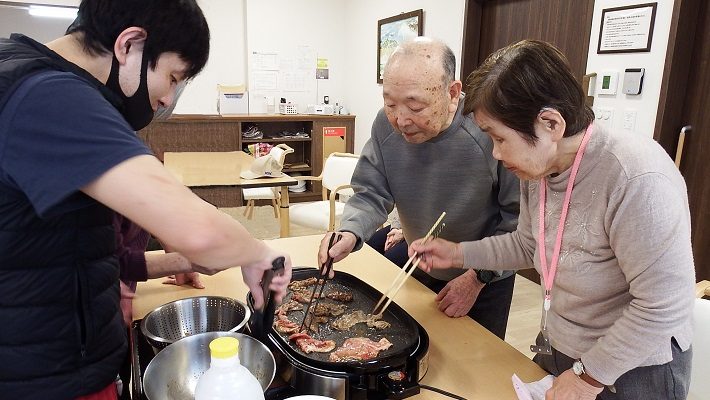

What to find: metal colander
left=140, top=296, right=250, bottom=351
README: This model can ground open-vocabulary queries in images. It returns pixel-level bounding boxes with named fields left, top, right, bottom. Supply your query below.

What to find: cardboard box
left=217, top=84, right=249, bottom=115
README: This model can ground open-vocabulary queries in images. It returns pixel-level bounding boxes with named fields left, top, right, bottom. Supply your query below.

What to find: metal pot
left=143, top=331, right=275, bottom=400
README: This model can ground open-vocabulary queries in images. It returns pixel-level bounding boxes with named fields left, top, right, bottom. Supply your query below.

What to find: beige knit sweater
left=460, top=125, right=695, bottom=385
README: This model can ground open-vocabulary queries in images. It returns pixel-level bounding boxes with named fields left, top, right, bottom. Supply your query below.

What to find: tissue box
left=217, top=85, right=249, bottom=115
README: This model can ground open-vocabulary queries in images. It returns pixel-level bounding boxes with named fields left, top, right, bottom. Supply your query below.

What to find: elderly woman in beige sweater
left=411, top=40, right=694, bottom=400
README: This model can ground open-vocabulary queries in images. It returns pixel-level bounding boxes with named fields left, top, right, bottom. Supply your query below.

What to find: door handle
left=675, top=125, right=692, bottom=168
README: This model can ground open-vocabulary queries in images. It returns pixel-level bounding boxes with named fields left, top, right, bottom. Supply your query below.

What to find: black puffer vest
left=0, top=34, right=127, bottom=399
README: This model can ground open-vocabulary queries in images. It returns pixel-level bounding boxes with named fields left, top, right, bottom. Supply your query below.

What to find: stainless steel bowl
left=140, top=296, right=250, bottom=352
left=143, top=332, right=275, bottom=400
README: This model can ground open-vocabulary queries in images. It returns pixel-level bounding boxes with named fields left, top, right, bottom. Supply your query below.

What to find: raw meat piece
left=274, top=313, right=300, bottom=334
left=288, top=332, right=336, bottom=353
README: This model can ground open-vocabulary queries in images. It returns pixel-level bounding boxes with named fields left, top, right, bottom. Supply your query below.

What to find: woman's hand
left=409, top=237, right=464, bottom=272
left=545, top=369, right=603, bottom=400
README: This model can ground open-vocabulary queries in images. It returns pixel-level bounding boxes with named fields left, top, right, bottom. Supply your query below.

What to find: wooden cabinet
left=139, top=114, right=355, bottom=207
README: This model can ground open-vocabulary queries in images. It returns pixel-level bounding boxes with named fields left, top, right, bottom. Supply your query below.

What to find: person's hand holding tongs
left=301, top=233, right=342, bottom=332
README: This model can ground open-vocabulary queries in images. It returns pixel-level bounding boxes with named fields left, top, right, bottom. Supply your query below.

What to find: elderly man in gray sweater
left=318, top=37, right=520, bottom=339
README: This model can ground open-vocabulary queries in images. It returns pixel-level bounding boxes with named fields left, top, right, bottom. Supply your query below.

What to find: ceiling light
left=28, top=5, right=78, bottom=19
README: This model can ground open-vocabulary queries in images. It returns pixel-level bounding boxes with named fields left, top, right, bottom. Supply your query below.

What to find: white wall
left=2, top=0, right=78, bottom=5
left=586, top=0, right=675, bottom=137
left=173, top=0, right=247, bottom=115
left=0, top=6, right=73, bottom=43
left=244, top=0, right=347, bottom=114
left=4, top=0, right=674, bottom=144
left=342, top=1, right=466, bottom=153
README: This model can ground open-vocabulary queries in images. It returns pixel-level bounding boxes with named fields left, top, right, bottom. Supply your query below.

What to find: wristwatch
left=475, top=269, right=495, bottom=284
left=573, top=360, right=606, bottom=389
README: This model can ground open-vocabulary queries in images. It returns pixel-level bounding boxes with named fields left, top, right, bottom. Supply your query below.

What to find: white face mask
left=153, top=81, right=187, bottom=121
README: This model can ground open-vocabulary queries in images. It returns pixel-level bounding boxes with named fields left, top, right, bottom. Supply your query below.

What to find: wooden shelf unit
left=139, top=114, right=355, bottom=207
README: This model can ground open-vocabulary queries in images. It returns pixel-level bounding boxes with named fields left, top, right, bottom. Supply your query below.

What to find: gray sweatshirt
left=339, top=98, right=520, bottom=281
left=460, top=125, right=695, bottom=384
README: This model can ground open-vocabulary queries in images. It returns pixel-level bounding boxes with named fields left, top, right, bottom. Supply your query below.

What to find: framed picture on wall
left=597, top=2, right=657, bottom=54
left=377, top=9, right=424, bottom=83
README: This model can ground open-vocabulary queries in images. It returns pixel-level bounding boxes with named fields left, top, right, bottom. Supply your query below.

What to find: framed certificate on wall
left=597, top=3, right=657, bottom=54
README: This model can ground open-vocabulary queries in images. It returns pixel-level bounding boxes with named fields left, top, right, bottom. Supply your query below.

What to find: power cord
left=419, top=384, right=468, bottom=400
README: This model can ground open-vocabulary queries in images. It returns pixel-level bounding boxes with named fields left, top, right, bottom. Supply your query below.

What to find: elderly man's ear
left=448, top=80, right=463, bottom=112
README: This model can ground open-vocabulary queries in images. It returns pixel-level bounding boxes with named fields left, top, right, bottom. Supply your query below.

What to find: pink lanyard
left=538, top=124, right=593, bottom=311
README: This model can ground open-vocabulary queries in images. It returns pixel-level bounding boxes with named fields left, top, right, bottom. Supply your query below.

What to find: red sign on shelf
left=323, top=126, right=346, bottom=137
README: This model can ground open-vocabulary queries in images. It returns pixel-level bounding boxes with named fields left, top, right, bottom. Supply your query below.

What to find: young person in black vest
left=0, top=1, right=292, bottom=398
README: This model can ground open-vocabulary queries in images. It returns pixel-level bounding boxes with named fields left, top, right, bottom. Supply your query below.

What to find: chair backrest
left=269, top=144, right=294, bottom=166
left=690, top=280, right=710, bottom=397
left=321, top=153, right=359, bottom=198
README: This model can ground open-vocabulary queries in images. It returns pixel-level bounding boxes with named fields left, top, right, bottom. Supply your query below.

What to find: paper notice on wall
left=252, top=52, right=279, bottom=70
left=252, top=71, right=278, bottom=91
left=282, top=71, right=309, bottom=92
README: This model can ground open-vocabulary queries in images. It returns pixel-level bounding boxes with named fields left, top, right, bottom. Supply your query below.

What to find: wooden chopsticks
left=372, top=212, right=446, bottom=316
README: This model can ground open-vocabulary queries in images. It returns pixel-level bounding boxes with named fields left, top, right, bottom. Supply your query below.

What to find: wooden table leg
left=279, top=186, right=290, bottom=237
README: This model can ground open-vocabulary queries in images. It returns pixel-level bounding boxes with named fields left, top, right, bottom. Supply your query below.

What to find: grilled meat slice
left=291, top=290, right=320, bottom=304
left=288, top=277, right=318, bottom=290
left=302, top=313, right=328, bottom=334
left=313, top=303, right=347, bottom=317
left=329, top=337, right=393, bottom=362
left=330, top=310, right=391, bottom=331
left=275, top=299, right=302, bottom=316
left=274, top=313, right=300, bottom=334
left=288, top=332, right=336, bottom=354
left=325, top=291, right=353, bottom=302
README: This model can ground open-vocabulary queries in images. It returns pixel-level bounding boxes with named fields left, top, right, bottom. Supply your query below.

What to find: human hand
left=384, top=228, right=404, bottom=251
left=317, top=231, right=357, bottom=277
left=119, top=281, right=135, bottom=327
left=545, top=369, right=603, bottom=400
left=435, top=270, right=483, bottom=317
left=242, top=247, right=293, bottom=310
left=409, top=237, right=463, bottom=272
left=162, top=272, right=205, bottom=289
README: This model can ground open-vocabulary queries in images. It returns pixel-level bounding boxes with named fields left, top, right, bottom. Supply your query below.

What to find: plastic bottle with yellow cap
left=194, top=336, right=265, bottom=400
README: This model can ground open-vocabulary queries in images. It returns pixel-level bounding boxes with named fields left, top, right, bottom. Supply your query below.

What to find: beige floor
left=222, top=205, right=542, bottom=359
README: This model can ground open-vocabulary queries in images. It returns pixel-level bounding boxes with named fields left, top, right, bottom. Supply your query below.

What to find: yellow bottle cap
left=209, top=337, right=239, bottom=359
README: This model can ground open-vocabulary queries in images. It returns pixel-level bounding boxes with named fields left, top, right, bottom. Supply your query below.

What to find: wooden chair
left=242, top=187, right=280, bottom=220
left=689, top=280, right=710, bottom=399
left=289, top=152, right=359, bottom=231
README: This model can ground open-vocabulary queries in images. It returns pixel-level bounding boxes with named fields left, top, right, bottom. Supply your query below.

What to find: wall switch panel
left=623, top=110, right=637, bottom=131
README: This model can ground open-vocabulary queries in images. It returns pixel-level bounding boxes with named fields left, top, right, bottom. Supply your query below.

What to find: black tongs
left=251, top=256, right=285, bottom=344
left=300, top=233, right=341, bottom=332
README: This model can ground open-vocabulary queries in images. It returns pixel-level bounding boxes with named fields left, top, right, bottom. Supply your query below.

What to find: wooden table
left=163, top=151, right=298, bottom=237
left=134, top=235, right=547, bottom=399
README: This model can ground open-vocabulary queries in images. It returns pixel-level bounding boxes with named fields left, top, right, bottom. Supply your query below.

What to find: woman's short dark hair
left=66, top=0, right=210, bottom=79
left=463, top=40, right=594, bottom=145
